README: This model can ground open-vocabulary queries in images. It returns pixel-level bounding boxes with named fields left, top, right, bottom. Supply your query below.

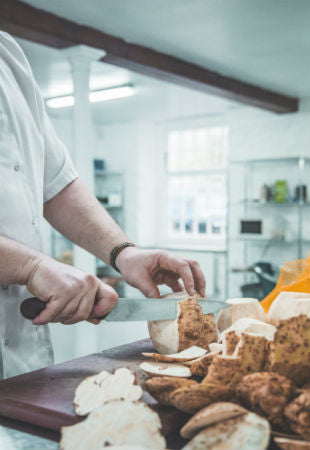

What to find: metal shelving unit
left=231, top=199, right=310, bottom=207
left=226, top=155, right=310, bottom=297
left=94, top=171, right=124, bottom=230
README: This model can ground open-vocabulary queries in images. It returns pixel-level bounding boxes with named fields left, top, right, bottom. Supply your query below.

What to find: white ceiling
left=21, top=0, right=310, bottom=98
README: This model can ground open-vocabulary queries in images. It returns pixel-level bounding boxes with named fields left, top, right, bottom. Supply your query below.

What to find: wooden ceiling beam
left=0, top=0, right=299, bottom=113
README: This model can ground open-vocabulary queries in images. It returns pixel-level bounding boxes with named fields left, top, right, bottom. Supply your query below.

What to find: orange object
left=261, top=255, right=310, bottom=313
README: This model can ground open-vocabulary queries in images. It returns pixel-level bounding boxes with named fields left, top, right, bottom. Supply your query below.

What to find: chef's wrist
left=24, top=253, right=45, bottom=288
left=112, top=244, right=136, bottom=273
left=2, top=236, right=44, bottom=286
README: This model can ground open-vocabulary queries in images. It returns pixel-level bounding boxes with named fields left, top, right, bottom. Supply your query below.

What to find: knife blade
left=20, top=296, right=228, bottom=322
left=105, top=297, right=228, bottom=321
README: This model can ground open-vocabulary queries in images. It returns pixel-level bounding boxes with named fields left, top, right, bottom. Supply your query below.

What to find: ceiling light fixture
left=46, top=85, right=135, bottom=109
left=89, top=85, right=134, bottom=103
left=47, top=95, right=74, bottom=109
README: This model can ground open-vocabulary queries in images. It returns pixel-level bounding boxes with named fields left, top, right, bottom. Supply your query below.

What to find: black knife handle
left=20, top=297, right=46, bottom=320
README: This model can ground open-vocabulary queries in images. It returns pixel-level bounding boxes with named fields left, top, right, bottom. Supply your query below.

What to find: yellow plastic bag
left=261, top=255, right=310, bottom=313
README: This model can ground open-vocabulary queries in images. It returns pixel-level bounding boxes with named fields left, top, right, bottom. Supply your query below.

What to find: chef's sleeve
left=41, top=111, right=78, bottom=203
left=3, top=32, right=79, bottom=203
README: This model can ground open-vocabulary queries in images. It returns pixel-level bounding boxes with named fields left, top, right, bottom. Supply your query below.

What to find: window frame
left=155, top=118, right=229, bottom=251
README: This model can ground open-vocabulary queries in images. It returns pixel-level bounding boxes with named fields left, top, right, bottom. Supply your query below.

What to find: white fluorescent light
left=46, top=95, right=74, bottom=109
left=46, top=85, right=134, bottom=109
left=89, top=85, right=134, bottom=103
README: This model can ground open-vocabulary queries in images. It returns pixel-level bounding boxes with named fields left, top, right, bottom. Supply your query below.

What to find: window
left=163, top=126, right=228, bottom=247
left=167, top=127, right=227, bottom=172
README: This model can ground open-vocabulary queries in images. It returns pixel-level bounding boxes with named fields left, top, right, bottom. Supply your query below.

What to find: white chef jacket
left=0, top=32, right=78, bottom=379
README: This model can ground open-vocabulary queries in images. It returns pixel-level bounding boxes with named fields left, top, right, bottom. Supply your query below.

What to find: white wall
left=94, top=121, right=158, bottom=245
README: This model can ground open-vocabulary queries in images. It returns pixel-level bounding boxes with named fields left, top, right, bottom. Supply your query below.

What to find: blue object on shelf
left=94, top=159, right=105, bottom=172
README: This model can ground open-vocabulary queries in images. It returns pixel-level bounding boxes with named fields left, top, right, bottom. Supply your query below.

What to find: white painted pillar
left=63, top=46, right=106, bottom=358
left=63, top=45, right=106, bottom=276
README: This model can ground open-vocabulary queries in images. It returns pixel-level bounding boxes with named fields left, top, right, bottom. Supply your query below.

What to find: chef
left=0, top=32, right=206, bottom=379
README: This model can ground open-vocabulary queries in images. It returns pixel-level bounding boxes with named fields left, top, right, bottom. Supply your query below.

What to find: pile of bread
left=60, top=291, right=310, bottom=450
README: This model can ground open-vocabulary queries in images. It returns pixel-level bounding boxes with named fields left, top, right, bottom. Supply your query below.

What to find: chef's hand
left=115, top=247, right=206, bottom=298
left=27, top=256, right=118, bottom=325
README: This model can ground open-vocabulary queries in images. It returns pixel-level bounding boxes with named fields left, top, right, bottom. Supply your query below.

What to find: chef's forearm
left=0, top=235, right=41, bottom=285
left=43, top=178, right=129, bottom=264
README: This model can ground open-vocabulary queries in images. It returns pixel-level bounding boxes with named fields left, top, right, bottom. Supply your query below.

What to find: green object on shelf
left=274, top=180, right=287, bottom=203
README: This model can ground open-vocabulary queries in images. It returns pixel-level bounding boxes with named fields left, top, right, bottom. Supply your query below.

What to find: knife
left=20, top=296, right=228, bottom=322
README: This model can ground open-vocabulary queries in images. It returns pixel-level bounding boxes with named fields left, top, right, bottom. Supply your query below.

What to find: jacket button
left=4, top=339, right=9, bottom=346
left=14, top=164, right=20, bottom=171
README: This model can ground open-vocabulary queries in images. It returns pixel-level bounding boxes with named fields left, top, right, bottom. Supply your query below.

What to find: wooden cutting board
left=0, top=339, right=188, bottom=444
